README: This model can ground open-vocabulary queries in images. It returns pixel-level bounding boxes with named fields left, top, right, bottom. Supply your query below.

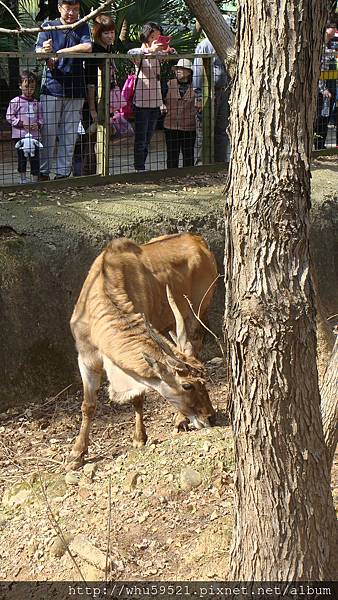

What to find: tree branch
left=0, top=0, right=133, bottom=35
left=184, top=0, right=237, bottom=78
left=0, top=0, right=22, bottom=29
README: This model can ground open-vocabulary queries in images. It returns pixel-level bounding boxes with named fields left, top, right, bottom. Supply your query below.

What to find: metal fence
left=1, top=51, right=337, bottom=187
left=315, top=67, right=338, bottom=150
left=0, top=51, right=228, bottom=187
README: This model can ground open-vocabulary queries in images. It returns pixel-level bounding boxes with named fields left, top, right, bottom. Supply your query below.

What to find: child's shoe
left=19, top=174, right=27, bottom=184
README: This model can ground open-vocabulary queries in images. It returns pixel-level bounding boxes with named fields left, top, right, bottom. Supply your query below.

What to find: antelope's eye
left=182, top=383, right=193, bottom=391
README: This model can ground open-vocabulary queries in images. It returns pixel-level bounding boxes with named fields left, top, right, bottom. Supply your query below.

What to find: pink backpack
left=120, top=74, right=136, bottom=119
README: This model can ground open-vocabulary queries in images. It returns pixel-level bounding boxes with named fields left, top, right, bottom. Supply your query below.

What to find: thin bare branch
left=0, top=0, right=134, bottom=36
left=196, top=273, right=222, bottom=318
left=0, top=0, right=22, bottom=29
left=0, top=442, right=85, bottom=581
left=105, top=476, right=112, bottom=582
left=36, top=468, right=87, bottom=583
left=2, top=383, right=73, bottom=423
left=183, top=291, right=226, bottom=364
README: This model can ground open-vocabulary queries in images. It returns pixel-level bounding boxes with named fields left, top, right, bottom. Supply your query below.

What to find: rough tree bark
left=223, top=0, right=337, bottom=580
left=320, top=335, right=338, bottom=471
left=184, top=0, right=236, bottom=77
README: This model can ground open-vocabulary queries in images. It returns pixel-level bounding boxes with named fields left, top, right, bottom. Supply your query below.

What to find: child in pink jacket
left=6, top=70, right=43, bottom=183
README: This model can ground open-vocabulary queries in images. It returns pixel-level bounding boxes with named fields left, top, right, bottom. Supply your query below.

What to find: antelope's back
left=140, top=233, right=218, bottom=331
left=70, top=233, right=218, bottom=351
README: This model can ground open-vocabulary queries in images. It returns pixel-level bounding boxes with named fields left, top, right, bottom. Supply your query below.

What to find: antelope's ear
left=142, top=352, right=165, bottom=378
left=143, top=352, right=158, bottom=370
left=181, top=340, right=194, bottom=356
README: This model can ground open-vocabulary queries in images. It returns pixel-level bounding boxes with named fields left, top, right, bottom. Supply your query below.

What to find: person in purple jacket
left=36, top=0, right=91, bottom=180
left=6, top=71, right=43, bottom=184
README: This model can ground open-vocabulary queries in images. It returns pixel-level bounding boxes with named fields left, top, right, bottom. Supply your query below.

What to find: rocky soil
left=1, top=355, right=337, bottom=584
left=0, top=358, right=236, bottom=582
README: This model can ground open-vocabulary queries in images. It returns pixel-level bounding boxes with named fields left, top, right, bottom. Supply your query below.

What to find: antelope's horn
left=166, top=285, right=192, bottom=355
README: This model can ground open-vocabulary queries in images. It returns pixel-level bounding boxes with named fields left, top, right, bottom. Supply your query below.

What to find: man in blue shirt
left=193, top=22, right=231, bottom=164
left=36, top=0, right=91, bottom=179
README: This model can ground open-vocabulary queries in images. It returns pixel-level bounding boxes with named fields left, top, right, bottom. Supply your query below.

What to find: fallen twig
left=105, top=476, right=112, bottom=582
left=3, top=383, right=74, bottom=423
left=36, top=468, right=87, bottom=583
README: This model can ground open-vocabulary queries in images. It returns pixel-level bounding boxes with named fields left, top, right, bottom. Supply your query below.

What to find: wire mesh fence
left=1, top=51, right=337, bottom=187
left=315, top=68, right=338, bottom=150
left=0, top=51, right=231, bottom=186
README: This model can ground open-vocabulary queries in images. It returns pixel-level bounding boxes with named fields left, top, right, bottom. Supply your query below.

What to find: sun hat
left=173, top=58, right=193, bottom=72
left=58, top=0, right=80, bottom=6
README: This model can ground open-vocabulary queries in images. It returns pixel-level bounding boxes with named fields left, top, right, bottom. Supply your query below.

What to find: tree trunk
left=224, top=0, right=337, bottom=580
left=316, top=302, right=335, bottom=386
left=119, top=18, right=129, bottom=43
left=320, top=335, right=338, bottom=472
left=184, top=0, right=236, bottom=77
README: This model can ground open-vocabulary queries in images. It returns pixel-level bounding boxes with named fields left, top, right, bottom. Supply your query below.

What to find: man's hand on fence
left=323, top=89, right=332, bottom=99
left=42, top=39, right=53, bottom=53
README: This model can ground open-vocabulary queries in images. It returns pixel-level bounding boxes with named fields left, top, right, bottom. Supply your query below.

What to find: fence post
left=202, top=55, right=214, bottom=165
left=96, top=56, right=111, bottom=176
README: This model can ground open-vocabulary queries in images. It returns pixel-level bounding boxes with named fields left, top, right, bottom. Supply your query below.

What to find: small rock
left=2, top=484, right=32, bottom=507
left=210, top=511, right=218, bottom=521
left=83, top=463, right=97, bottom=480
left=123, top=472, right=141, bottom=492
left=180, top=467, right=202, bottom=491
left=78, top=487, right=92, bottom=500
left=70, top=534, right=108, bottom=571
left=50, top=533, right=74, bottom=558
left=138, top=511, right=150, bottom=524
left=202, top=441, right=211, bottom=452
left=112, top=559, right=124, bottom=572
left=65, top=471, right=80, bottom=486
left=208, top=357, right=223, bottom=366
left=27, top=538, right=39, bottom=558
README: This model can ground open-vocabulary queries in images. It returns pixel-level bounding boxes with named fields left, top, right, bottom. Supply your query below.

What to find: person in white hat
left=163, top=59, right=197, bottom=169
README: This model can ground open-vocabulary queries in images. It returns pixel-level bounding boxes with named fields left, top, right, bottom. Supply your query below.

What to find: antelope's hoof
left=132, top=438, right=147, bottom=449
left=66, top=452, right=85, bottom=471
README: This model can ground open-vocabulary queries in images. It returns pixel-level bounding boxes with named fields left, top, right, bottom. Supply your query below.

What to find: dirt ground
left=0, top=361, right=234, bottom=582
left=0, top=362, right=337, bottom=583
left=0, top=161, right=337, bottom=583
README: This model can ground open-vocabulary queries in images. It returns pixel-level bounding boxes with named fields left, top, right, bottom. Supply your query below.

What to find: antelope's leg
left=67, top=356, right=102, bottom=470
left=132, top=394, right=147, bottom=448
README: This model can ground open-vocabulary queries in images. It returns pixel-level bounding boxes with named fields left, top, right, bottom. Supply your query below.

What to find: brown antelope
left=68, top=233, right=217, bottom=470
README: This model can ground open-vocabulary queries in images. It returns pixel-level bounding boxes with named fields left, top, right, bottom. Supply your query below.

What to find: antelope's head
left=143, top=286, right=215, bottom=429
